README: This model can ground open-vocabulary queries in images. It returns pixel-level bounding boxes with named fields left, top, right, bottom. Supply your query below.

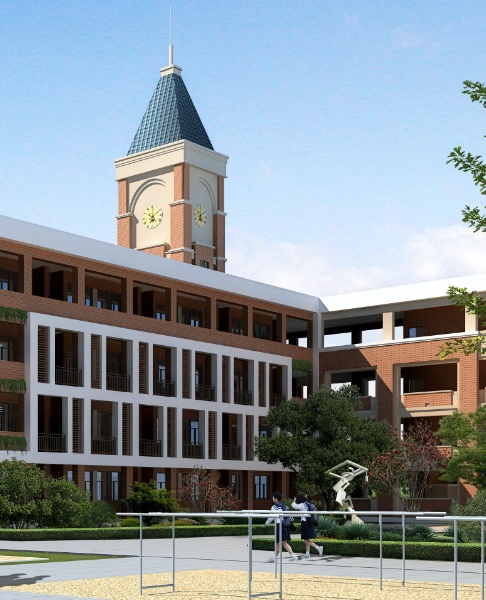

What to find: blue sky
left=1, top=0, right=486, bottom=296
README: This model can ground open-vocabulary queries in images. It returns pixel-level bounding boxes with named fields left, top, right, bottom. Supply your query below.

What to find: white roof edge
left=321, top=273, right=486, bottom=313
left=0, top=215, right=321, bottom=313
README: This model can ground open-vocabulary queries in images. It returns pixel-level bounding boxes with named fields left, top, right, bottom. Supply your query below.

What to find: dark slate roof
left=127, top=72, right=213, bottom=154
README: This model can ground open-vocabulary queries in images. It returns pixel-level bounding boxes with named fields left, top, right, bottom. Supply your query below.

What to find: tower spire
left=168, top=4, right=173, bottom=65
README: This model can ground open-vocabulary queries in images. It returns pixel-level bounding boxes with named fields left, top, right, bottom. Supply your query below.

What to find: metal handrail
left=234, top=389, right=253, bottom=405
left=153, top=379, right=174, bottom=397
left=195, top=384, right=215, bottom=401
left=139, top=439, right=162, bottom=457
left=222, top=444, right=241, bottom=460
left=38, top=433, right=66, bottom=453
left=269, top=394, right=286, bottom=407
left=55, top=366, right=83, bottom=386
left=91, top=436, right=116, bottom=454
left=106, top=372, right=130, bottom=392
left=182, top=442, right=203, bottom=458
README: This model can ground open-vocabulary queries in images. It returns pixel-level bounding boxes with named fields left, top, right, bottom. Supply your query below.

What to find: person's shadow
left=0, top=573, right=49, bottom=586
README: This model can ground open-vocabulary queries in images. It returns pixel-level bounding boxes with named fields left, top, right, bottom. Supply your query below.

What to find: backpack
left=305, top=501, right=318, bottom=526
left=279, top=504, right=294, bottom=528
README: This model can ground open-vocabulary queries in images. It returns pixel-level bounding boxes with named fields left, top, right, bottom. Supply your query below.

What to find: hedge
left=0, top=524, right=268, bottom=541
left=252, top=538, right=484, bottom=563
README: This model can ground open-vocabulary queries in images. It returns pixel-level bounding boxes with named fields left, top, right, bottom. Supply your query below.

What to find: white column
left=48, top=326, right=55, bottom=384
left=175, top=347, right=183, bottom=399
left=200, top=410, right=207, bottom=459
left=100, top=336, right=107, bottom=390
left=383, top=312, right=395, bottom=341
left=175, top=407, right=182, bottom=458
left=282, top=363, right=290, bottom=399
left=128, top=340, right=137, bottom=394
left=313, top=312, right=321, bottom=392
left=62, top=396, right=72, bottom=453
left=83, top=397, right=91, bottom=456
left=115, top=402, right=122, bottom=457
left=80, top=332, right=91, bottom=388
left=250, top=360, right=258, bottom=406
left=238, top=414, right=246, bottom=461
left=229, top=356, right=234, bottom=404
left=465, top=311, right=478, bottom=332
left=157, top=406, right=164, bottom=456
left=216, top=409, right=222, bottom=460
left=132, top=402, right=139, bottom=457
left=216, top=352, right=222, bottom=403
left=25, top=317, right=38, bottom=452
left=147, top=343, right=154, bottom=396
left=189, top=349, right=195, bottom=399
left=265, top=362, right=270, bottom=407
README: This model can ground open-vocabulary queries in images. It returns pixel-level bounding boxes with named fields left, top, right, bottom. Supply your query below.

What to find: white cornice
left=116, top=213, right=133, bottom=219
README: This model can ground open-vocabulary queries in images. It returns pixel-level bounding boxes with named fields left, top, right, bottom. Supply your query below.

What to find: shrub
left=120, top=517, right=143, bottom=528
left=406, top=524, right=434, bottom=541
left=337, top=522, right=378, bottom=541
left=89, top=501, right=117, bottom=528
left=316, top=516, right=339, bottom=538
left=126, top=481, right=181, bottom=517
left=452, top=489, right=486, bottom=542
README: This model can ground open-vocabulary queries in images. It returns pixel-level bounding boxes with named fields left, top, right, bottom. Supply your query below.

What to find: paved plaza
left=0, top=536, right=482, bottom=599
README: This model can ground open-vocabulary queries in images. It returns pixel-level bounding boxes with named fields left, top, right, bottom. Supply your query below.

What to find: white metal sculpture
left=326, top=460, right=369, bottom=523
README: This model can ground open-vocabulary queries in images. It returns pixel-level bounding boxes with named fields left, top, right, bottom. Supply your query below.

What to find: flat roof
left=0, top=215, right=321, bottom=313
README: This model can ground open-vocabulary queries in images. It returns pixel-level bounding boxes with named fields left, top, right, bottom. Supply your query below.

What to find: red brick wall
left=403, top=305, right=465, bottom=337
left=403, top=391, right=453, bottom=408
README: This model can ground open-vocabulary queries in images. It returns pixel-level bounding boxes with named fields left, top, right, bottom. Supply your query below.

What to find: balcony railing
left=195, top=384, right=215, bottom=401
left=153, top=379, right=174, bottom=397
left=234, top=389, right=253, bottom=405
left=38, top=433, right=66, bottom=453
left=55, top=367, right=83, bottom=387
left=140, top=439, right=162, bottom=457
left=183, top=442, right=203, bottom=458
left=0, top=346, right=18, bottom=361
left=106, top=372, right=131, bottom=392
left=269, top=394, right=286, bottom=407
left=91, top=436, right=116, bottom=455
left=222, top=444, right=241, bottom=460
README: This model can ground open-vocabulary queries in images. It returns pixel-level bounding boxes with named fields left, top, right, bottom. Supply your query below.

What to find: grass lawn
left=0, top=549, right=125, bottom=565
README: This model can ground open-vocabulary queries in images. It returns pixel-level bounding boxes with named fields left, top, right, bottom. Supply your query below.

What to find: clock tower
left=114, top=47, right=228, bottom=271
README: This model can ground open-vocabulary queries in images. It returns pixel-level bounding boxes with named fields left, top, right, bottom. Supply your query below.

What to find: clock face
left=194, top=204, right=207, bottom=228
left=142, top=205, right=163, bottom=229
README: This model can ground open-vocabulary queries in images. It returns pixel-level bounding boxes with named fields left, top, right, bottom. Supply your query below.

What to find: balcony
left=106, top=373, right=131, bottom=392
left=153, top=379, right=174, bottom=397
left=0, top=346, right=18, bottom=361
left=55, top=367, right=83, bottom=387
left=401, top=390, right=458, bottom=415
left=269, top=394, right=286, bottom=407
left=222, top=445, right=241, bottom=460
left=234, top=389, right=253, bottom=405
left=183, top=442, right=203, bottom=459
left=195, top=384, right=215, bottom=401
left=38, top=433, right=66, bottom=453
left=139, top=439, right=162, bottom=457
left=91, top=436, right=116, bottom=455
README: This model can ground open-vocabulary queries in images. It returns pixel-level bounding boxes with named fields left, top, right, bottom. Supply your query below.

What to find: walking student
left=291, top=494, right=324, bottom=559
left=264, top=492, right=297, bottom=562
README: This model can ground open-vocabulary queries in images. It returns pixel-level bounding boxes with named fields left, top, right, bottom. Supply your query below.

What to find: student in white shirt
left=291, top=493, right=323, bottom=559
left=264, top=492, right=297, bottom=562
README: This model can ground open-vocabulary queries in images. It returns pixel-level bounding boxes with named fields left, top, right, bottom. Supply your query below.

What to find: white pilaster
left=383, top=312, right=395, bottom=341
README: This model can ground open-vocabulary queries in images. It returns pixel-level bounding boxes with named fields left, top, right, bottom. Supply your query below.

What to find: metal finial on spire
left=168, top=4, right=173, bottom=65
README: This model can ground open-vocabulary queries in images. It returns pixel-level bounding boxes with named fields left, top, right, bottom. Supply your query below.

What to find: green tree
left=438, top=405, right=486, bottom=488
left=0, top=458, right=90, bottom=529
left=126, top=481, right=181, bottom=517
left=439, top=81, right=486, bottom=359
left=254, top=385, right=392, bottom=509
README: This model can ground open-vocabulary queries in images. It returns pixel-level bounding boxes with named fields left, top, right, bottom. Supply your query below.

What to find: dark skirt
left=275, top=524, right=291, bottom=542
left=301, top=520, right=316, bottom=540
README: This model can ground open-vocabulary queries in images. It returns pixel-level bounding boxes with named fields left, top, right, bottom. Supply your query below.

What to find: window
left=67, top=283, right=73, bottom=303
left=200, top=260, right=209, bottom=269
left=231, top=424, right=238, bottom=446
left=0, top=337, right=18, bottom=361
left=112, top=472, right=119, bottom=501
left=158, top=362, right=166, bottom=381
left=93, top=410, right=112, bottom=438
left=156, top=303, right=166, bottom=320
left=231, top=474, right=242, bottom=500
left=232, top=318, right=243, bottom=335
left=156, top=473, right=166, bottom=489
left=190, top=420, right=199, bottom=444
left=85, top=471, right=92, bottom=499
left=254, top=475, right=268, bottom=499
left=0, top=269, right=18, bottom=292
left=259, top=425, right=267, bottom=438
left=85, top=287, right=93, bottom=306
left=107, top=352, right=121, bottom=375
left=195, top=365, right=202, bottom=387
left=180, top=307, right=202, bottom=327
left=234, top=372, right=244, bottom=391
left=408, top=326, right=424, bottom=338
left=254, top=323, right=270, bottom=340
left=66, top=470, right=73, bottom=482
left=96, top=472, right=102, bottom=501
left=96, top=290, right=120, bottom=311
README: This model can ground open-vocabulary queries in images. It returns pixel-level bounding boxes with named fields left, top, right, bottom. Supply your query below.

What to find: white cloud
left=226, top=226, right=486, bottom=297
